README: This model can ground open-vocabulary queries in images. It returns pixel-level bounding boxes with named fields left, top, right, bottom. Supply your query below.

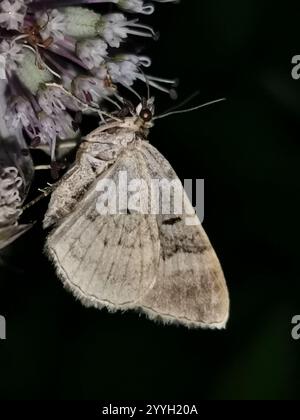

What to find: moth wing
left=137, top=143, right=229, bottom=329
left=45, top=150, right=160, bottom=311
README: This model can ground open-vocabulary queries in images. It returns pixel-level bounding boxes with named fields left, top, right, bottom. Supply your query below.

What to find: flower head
left=0, top=0, right=177, bottom=161
left=0, top=0, right=27, bottom=31
left=0, top=0, right=177, bottom=248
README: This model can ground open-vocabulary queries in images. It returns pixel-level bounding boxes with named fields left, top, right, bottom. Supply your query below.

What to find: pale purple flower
left=76, top=38, right=108, bottom=70
left=37, top=8, right=66, bottom=41
left=0, top=0, right=177, bottom=249
left=0, top=0, right=28, bottom=31
left=0, top=0, right=177, bottom=158
left=0, top=166, right=23, bottom=228
left=72, top=75, right=115, bottom=104
left=0, top=40, right=24, bottom=73
left=0, top=165, right=33, bottom=250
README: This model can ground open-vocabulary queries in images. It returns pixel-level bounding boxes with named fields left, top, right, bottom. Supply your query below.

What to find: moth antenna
left=153, top=98, right=226, bottom=120
left=162, top=90, right=201, bottom=115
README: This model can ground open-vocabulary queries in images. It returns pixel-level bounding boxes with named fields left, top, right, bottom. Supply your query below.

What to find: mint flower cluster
left=0, top=0, right=176, bottom=158
left=0, top=0, right=176, bottom=247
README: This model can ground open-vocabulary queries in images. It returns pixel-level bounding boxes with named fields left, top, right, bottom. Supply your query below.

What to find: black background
left=0, top=0, right=300, bottom=400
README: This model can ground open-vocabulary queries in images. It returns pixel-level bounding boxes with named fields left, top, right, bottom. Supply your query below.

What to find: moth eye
left=140, top=109, right=153, bottom=122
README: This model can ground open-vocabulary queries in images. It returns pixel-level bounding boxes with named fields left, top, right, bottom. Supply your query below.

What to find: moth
left=43, top=99, right=230, bottom=329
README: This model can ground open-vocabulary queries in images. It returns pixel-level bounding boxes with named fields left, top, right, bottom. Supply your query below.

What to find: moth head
left=136, top=97, right=155, bottom=127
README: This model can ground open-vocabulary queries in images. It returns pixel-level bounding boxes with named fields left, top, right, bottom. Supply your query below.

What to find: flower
left=107, top=54, right=177, bottom=96
left=0, top=0, right=177, bottom=161
left=0, top=0, right=27, bottom=31
left=0, top=78, right=34, bottom=249
left=0, top=165, right=33, bottom=250
left=0, top=162, right=33, bottom=250
left=76, top=38, right=108, bottom=70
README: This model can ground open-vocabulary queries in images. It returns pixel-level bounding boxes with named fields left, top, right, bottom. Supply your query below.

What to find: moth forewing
left=45, top=146, right=161, bottom=310
left=44, top=110, right=229, bottom=329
